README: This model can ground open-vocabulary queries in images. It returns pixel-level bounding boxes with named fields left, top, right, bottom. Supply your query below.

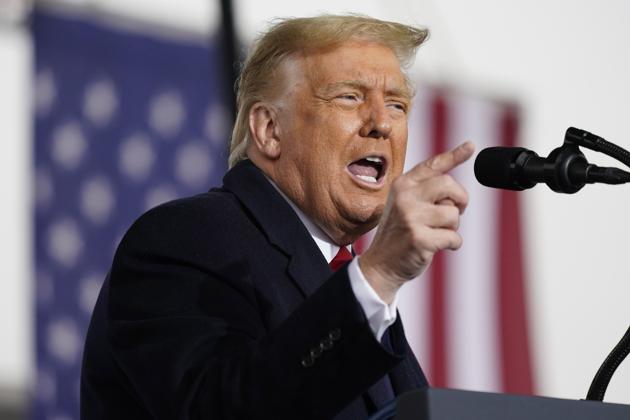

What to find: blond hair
left=228, top=14, right=429, bottom=168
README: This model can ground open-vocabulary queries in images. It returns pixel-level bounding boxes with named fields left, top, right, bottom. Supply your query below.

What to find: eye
left=388, top=102, right=407, bottom=113
left=337, top=93, right=360, bottom=101
left=332, top=93, right=363, bottom=108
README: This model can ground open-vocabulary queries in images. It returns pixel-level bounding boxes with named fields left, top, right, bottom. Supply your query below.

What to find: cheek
left=318, top=106, right=363, bottom=139
left=391, top=137, right=408, bottom=175
left=307, top=127, right=350, bottom=166
left=335, top=113, right=363, bottom=135
left=291, top=137, right=335, bottom=183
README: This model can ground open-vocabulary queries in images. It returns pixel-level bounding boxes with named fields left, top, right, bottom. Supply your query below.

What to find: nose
left=359, top=98, right=392, bottom=139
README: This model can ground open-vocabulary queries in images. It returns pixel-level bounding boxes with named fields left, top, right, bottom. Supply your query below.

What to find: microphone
left=474, top=144, right=630, bottom=193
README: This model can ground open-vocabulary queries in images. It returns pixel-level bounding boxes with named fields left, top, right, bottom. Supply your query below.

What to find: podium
left=393, top=388, right=630, bottom=419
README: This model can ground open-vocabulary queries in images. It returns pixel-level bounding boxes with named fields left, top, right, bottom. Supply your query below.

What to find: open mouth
left=347, top=156, right=387, bottom=186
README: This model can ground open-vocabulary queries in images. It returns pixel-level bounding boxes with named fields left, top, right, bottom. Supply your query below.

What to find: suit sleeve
left=103, top=199, right=406, bottom=420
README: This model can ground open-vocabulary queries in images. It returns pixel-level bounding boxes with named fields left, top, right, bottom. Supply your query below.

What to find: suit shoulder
left=118, top=189, right=249, bottom=253
left=141, top=188, right=243, bottom=225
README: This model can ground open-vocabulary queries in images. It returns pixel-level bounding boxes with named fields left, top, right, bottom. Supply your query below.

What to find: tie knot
left=329, top=247, right=353, bottom=272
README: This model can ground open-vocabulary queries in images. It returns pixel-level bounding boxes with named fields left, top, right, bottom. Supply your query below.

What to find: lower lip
left=346, top=168, right=386, bottom=189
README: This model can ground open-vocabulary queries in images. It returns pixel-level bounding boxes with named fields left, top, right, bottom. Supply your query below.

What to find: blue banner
left=32, top=8, right=228, bottom=418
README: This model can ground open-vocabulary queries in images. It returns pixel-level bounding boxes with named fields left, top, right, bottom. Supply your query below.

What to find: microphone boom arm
left=565, top=127, right=630, bottom=168
left=586, top=325, right=630, bottom=401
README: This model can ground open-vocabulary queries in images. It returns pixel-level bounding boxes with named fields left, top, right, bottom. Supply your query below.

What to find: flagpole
left=219, top=0, right=238, bottom=123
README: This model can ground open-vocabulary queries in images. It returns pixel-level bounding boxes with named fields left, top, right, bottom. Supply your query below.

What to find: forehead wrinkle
left=385, top=86, right=412, bottom=100
left=322, top=79, right=411, bottom=99
left=325, top=80, right=365, bottom=91
left=297, top=45, right=413, bottom=102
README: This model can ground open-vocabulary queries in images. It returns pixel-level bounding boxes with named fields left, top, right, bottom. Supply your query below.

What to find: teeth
left=356, top=175, right=377, bottom=183
left=365, top=156, right=383, bottom=164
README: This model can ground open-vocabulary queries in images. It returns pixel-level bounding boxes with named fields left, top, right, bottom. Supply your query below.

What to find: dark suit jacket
left=81, top=159, right=427, bottom=419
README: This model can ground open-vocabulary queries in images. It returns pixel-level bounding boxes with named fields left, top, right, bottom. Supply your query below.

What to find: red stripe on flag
left=498, top=106, right=535, bottom=394
left=428, top=92, right=448, bottom=387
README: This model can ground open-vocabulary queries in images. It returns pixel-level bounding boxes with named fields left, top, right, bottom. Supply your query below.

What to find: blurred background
left=1, top=0, right=630, bottom=418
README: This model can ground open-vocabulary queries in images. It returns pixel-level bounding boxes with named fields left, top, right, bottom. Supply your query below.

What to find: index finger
left=410, top=141, right=475, bottom=179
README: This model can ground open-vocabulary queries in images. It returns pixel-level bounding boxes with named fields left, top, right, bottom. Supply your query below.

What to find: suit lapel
left=221, top=160, right=331, bottom=297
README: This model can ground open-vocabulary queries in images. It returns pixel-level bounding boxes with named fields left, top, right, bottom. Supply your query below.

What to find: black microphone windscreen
left=474, top=147, right=533, bottom=190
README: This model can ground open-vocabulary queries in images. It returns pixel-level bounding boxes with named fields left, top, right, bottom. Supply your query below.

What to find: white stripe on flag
left=397, top=86, right=433, bottom=372
left=447, top=93, right=502, bottom=391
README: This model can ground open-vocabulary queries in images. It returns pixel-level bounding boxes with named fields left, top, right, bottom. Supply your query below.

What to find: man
left=81, top=14, right=474, bottom=419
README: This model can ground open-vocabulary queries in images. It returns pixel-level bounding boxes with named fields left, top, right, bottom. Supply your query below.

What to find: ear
left=248, top=102, right=281, bottom=160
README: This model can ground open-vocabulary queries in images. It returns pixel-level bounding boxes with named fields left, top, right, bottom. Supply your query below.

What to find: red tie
left=329, top=247, right=353, bottom=272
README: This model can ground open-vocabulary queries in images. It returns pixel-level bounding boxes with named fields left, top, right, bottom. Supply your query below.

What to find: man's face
left=271, top=41, right=411, bottom=245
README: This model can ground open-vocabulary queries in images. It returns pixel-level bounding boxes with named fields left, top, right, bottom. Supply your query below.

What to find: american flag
left=32, top=8, right=229, bottom=419
left=408, top=88, right=534, bottom=394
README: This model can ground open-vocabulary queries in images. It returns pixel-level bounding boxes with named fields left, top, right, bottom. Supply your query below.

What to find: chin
left=329, top=205, right=381, bottom=246
left=344, top=199, right=384, bottom=231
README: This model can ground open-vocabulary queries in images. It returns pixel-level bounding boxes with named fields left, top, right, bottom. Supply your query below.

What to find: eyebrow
left=322, top=80, right=412, bottom=100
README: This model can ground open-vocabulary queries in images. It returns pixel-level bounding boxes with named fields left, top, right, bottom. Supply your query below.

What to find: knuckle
left=448, top=205, right=461, bottom=221
left=443, top=209, right=459, bottom=229
left=425, top=153, right=449, bottom=171
left=410, top=227, right=428, bottom=249
left=449, top=232, right=463, bottom=249
left=393, top=190, right=412, bottom=210
left=429, top=173, right=453, bottom=192
left=426, top=205, right=442, bottom=224
left=425, top=155, right=440, bottom=170
left=401, top=208, right=418, bottom=229
left=432, top=204, right=458, bottom=227
left=391, top=176, right=408, bottom=194
left=440, top=174, right=460, bottom=194
left=439, top=173, right=455, bottom=186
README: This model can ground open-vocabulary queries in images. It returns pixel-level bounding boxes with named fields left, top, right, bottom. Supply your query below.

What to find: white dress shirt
left=267, top=178, right=399, bottom=341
